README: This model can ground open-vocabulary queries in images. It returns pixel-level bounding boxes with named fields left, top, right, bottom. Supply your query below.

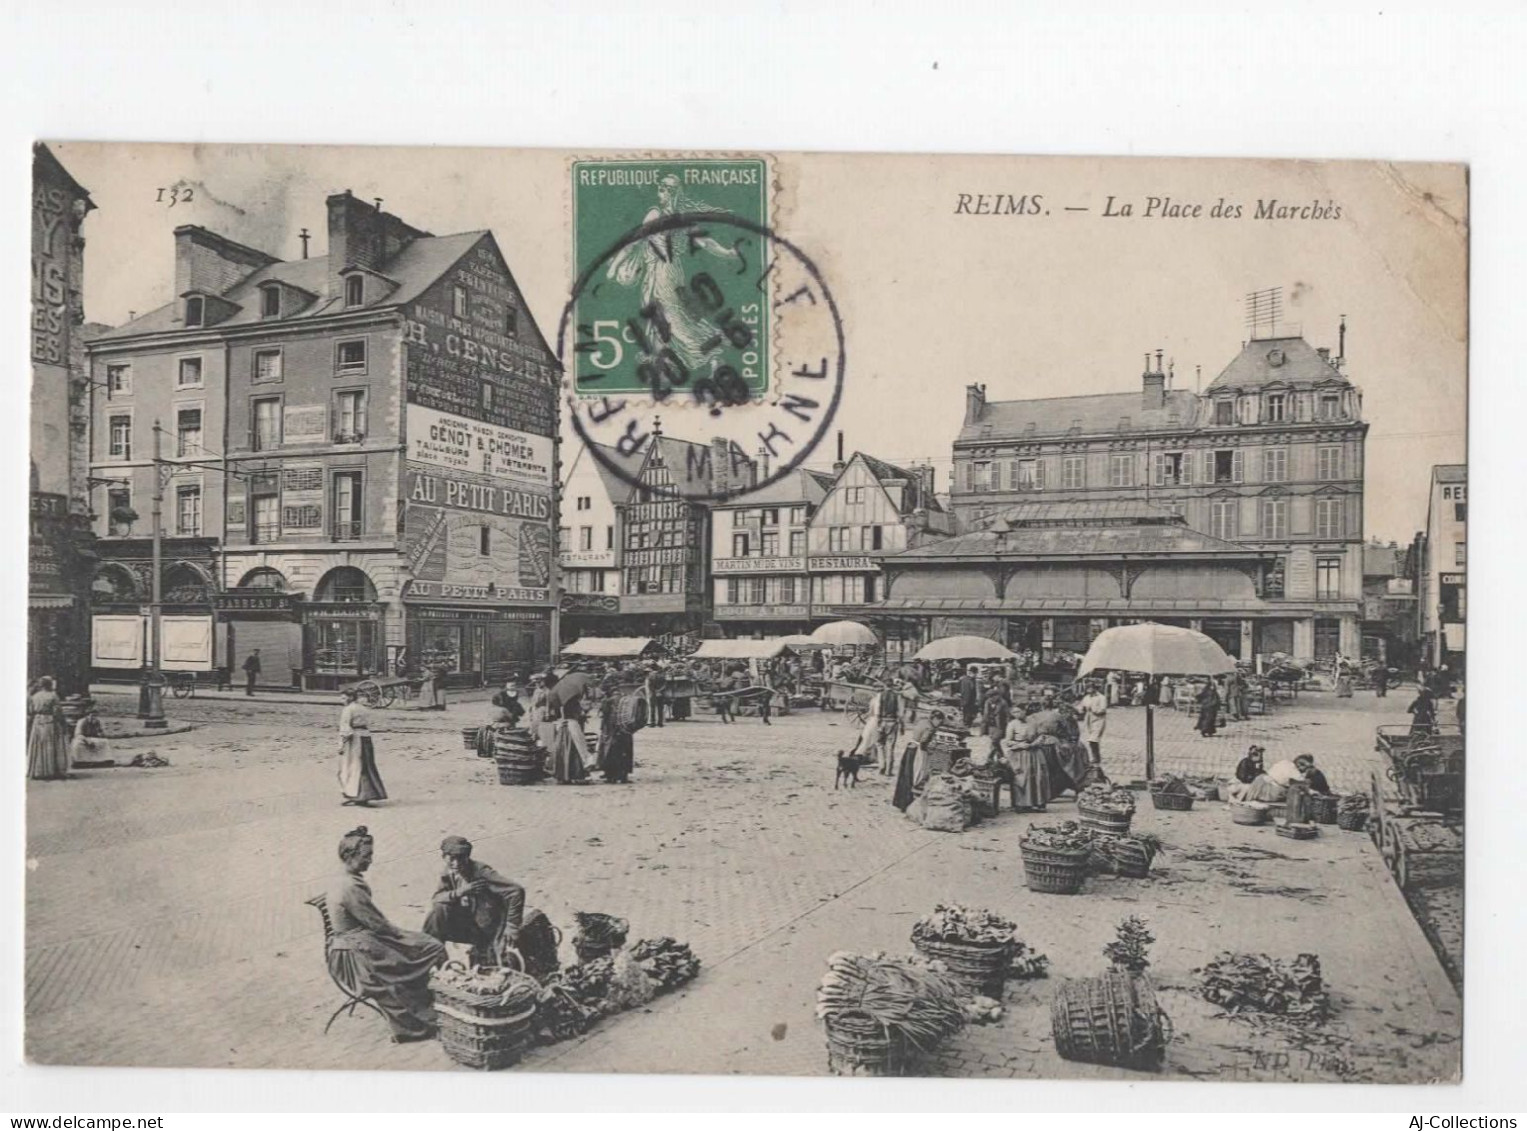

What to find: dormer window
left=1318, top=393, right=1341, bottom=421
left=260, top=284, right=281, bottom=318
left=345, top=274, right=364, bottom=308
left=184, top=296, right=204, bottom=328
left=1214, top=400, right=1234, bottom=425
left=1265, top=393, right=1286, bottom=423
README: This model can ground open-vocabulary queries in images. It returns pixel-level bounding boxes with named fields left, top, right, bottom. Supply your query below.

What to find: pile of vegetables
left=816, top=951, right=967, bottom=1050
left=572, top=911, right=629, bottom=953
left=1008, top=941, right=1050, bottom=980
left=1079, top=783, right=1138, bottom=814
left=1150, top=775, right=1193, bottom=797
left=912, top=903, right=1016, bottom=947
left=630, top=936, right=701, bottom=991
left=1103, top=915, right=1155, bottom=974
left=1338, top=793, right=1370, bottom=816
left=431, top=961, right=541, bottom=1011
left=1197, top=952, right=1330, bottom=1021
left=962, top=995, right=1004, bottom=1024
left=1022, top=820, right=1095, bottom=853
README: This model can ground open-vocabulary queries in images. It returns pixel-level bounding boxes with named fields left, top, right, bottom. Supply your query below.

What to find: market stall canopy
left=1077, top=622, right=1234, bottom=678
left=774, top=634, right=823, bottom=648
left=913, top=635, right=1018, bottom=662
left=561, top=637, right=657, bottom=659
left=691, top=639, right=798, bottom=660
left=810, top=620, right=879, bottom=646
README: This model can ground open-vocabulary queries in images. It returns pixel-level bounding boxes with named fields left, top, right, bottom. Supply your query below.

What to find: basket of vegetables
left=1088, top=832, right=1162, bottom=879
left=816, top=951, right=966, bottom=1076
left=1336, top=793, right=1370, bottom=832
left=1077, top=784, right=1136, bottom=834
left=1230, top=800, right=1273, bottom=826
left=1051, top=971, right=1172, bottom=1071
left=571, top=912, right=629, bottom=964
left=1148, top=776, right=1196, bottom=812
left=910, top=904, right=1016, bottom=998
left=429, top=962, right=541, bottom=1070
left=1020, top=821, right=1094, bottom=895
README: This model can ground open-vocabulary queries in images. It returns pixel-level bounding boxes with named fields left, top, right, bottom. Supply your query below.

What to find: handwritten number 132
left=155, top=186, right=195, bottom=207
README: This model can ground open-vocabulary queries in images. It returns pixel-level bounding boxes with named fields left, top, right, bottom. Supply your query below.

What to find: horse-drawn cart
left=343, top=676, right=424, bottom=709
left=1369, top=724, right=1464, bottom=891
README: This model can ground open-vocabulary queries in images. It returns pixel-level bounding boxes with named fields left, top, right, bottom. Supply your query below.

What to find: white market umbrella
left=913, top=635, right=1017, bottom=662
left=810, top=620, right=879, bottom=647
left=1076, top=623, right=1235, bottom=781
left=775, top=634, right=821, bottom=648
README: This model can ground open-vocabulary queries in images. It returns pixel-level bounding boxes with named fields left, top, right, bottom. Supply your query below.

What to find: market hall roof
left=1205, top=335, right=1351, bottom=391
left=956, top=388, right=1201, bottom=443
left=893, top=513, right=1266, bottom=561
left=965, top=499, right=1186, bottom=528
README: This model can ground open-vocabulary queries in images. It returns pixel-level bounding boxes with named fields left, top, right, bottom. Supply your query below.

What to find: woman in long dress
left=598, top=694, right=635, bottom=784
left=325, top=827, right=445, bottom=1043
left=69, top=706, right=109, bottom=765
left=26, top=677, right=69, bottom=781
left=999, top=712, right=1052, bottom=812
left=337, top=688, right=387, bottom=807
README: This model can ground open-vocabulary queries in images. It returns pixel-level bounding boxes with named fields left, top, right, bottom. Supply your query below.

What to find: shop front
left=403, top=583, right=551, bottom=687
left=559, top=591, right=624, bottom=645
left=216, top=577, right=304, bottom=689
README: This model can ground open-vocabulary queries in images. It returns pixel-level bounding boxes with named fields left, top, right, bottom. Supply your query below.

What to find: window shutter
left=1152, top=453, right=1164, bottom=486
left=1232, top=450, right=1244, bottom=483
left=1179, top=454, right=1191, bottom=485
left=1203, top=452, right=1214, bottom=481
left=1034, top=459, right=1045, bottom=490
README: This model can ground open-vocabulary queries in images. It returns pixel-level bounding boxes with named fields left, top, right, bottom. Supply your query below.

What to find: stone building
left=29, top=144, right=96, bottom=695
left=1416, top=464, right=1466, bottom=674
left=87, top=192, right=560, bottom=689
left=946, top=328, right=1367, bottom=663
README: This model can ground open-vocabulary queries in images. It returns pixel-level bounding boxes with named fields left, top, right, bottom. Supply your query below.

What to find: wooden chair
left=305, top=894, right=388, bottom=1035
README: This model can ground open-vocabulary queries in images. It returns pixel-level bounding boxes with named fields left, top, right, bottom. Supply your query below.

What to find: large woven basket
left=1309, top=794, right=1340, bottom=824
left=461, top=726, right=481, bottom=751
left=1020, top=841, right=1090, bottom=895
left=911, top=934, right=1013, bottom=998
left=1149, top=789, right=1194, bottom=812
left=824, top=1010, right=908, bottom=1077
left=1088, top=833, right=1158, bottom=879
left=1230, top=801, right=1272, bottom=826
left=494, top=727, right=543, bottom=784
left=1336, top=809, right=1368, bottom=832
left=1051, top=972, right=1172, bottom=1072
left=1078, top=803, right=1133, bottom=835
left=435, top=999, right=535, bottom=1070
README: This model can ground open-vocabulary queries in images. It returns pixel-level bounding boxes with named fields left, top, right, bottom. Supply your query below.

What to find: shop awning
left=561, top=637, right=657, bottom=658
left=1443, top=624, right=1466, bottom=652
left=690, top=639, right=798, bottom=660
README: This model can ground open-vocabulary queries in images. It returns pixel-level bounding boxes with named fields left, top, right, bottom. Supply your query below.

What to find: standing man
left=1079, top=679, right=1109, bottom=768
left=242, top=648, right=262, bottom=697
left=959, top=666, right=979, bottom=729
left=1194, top=678, right=1221, bottom=738
left=645, top=663, right=666, bottom=729
left=1373, top=664, right=1389, bottom=698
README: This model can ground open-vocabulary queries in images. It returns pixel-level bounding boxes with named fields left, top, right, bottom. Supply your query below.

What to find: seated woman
left=1226, top=744, right=1266, bottom=801
left=1229, top=752, right=1315, bottom=805
left=69, top=705, right=109, bottom=765
left=324, top=827, right=446, bottom=1043
left=476, top=689, right=524, bottom=758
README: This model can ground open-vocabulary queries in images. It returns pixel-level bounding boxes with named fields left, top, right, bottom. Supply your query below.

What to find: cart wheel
left=379, top=685, right=398, bottom=708
left=170, top=680, right=192, bottom=700
left=1393, top=835, right=1411, bottom=891
left=1368, top=768, right=1386, bottom=852
left=1379, top=817, right=1400, bottom=882
left=356, top=681, right=383, bottom=708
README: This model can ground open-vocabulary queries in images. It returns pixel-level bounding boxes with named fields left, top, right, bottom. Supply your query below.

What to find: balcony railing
left=332, top=520, right=363, bottom=542
left=252, top=522, right=281, bottom=544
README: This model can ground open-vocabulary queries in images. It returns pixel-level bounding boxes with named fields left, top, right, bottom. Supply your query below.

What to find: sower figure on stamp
left=422, top=835, right=526, bottom=967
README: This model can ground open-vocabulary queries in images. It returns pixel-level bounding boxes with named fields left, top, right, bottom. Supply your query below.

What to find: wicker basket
left=1020, top=841, right=1090, bottom=895
left=1149, top=789, right=1195, bottom=812
left=1309, top=794, right=1340, bottom=824
left=493, top=727, right=543, bottom=785
left=824, top=1010, right=908, bottom=1077
left=1230, top=801, right=1272, bottom=826
left=1088, top=833, right=1158, bottom=879
left=1336, top=809, right=1368, bottom=832
left=1051, top=972, right=1171, bottom=1071
left=1276, top=823, right=1319, bottom=840
left=911, top=934, right=1013, bottom=998
left=1077, top=804, right=1133, bottom=835
left=461, top=726, right=481, bottom=751
left=430, top=971, right=539, bottom=1071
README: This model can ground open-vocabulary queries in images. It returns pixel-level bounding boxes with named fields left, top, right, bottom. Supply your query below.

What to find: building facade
left=948, top=332, right=1367, bottom=663
left=709, top=467, right=833, bottom=636
left=1417, top=464, right=1466, bottom=673
left=1360, top=538, right=1417, bottom=667
left=29, top=144, right=96, bottom=695
left=557, top=441, right=627, bottom=639
left=87, top=192, right=559, bottom=688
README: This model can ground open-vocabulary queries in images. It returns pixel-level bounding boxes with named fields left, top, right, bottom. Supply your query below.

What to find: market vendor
left=1229, top=753, right=1319, bottom=804
left=422, top=835, right=527, bottom=966
left=475, top=689, right=524, bottom=757
left=1292, top=754, right=1332, bottom=796
left=68, top=703, right=109, bottom=765
left=325, top=827, right=446, bottom=1043
left=892, top=709, right=946, bottom=811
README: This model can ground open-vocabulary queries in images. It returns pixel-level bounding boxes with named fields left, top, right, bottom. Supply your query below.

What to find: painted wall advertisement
left=406, top=404, right=552, bottom=488
left=403, top=467, right=552, bottom=603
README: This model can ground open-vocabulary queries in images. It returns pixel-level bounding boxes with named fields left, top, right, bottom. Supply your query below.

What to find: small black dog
left=835, top=749, right=868, bottom=789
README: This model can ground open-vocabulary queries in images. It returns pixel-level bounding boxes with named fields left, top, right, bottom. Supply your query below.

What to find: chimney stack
left=755, top=443, right=771, bottom=483
left=833, top=431, right=846, bottom=473
left=1338, top=315, right=1347, bottom=363
left=1142, top=350, right=1166, bottom=411
left=173, top=225, right=277, bottom=302
left=299, top=228, right=310, bottom=259
left=964, top=383, right=987, bottom=426
left=326, top=190, right=428, bottom=299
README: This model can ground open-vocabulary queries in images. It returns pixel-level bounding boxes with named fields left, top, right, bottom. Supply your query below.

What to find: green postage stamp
left=570, top=157, right=771, bottom=402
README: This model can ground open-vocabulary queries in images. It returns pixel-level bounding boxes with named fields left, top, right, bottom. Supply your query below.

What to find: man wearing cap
left=422, top=836, right=526, bottom=966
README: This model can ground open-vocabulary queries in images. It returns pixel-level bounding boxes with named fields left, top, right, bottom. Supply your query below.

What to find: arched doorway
left=305, top=566, right=382, bottom=688
left=220, top=567, right=302, bottom=690
left=237, top=567, right=288, bottom=591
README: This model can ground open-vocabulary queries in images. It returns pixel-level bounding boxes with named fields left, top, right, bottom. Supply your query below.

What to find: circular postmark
left=559, top=210, right=845, bottom=504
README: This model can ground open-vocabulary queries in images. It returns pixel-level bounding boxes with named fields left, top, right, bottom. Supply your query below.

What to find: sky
left=51, top=143, right=1467, bottom=545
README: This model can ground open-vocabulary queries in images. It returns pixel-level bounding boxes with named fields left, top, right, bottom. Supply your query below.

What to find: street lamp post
left=139, top=419, right=167, bottom=728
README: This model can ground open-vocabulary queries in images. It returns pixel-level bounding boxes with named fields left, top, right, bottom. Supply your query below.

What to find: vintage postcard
left=26, top=143, right=1465, bottom=1083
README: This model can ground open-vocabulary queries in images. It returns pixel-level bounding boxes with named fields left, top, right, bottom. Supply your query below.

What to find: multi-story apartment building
left=1417, top=464, right=1466, bottom=673
left=557, top=441, right=626, bottom=638
left=709, top=466, right=834, bottom=636
left=946, top=328, right=1368, bottom=663
left=87, top=192, right=559, bottom=688
left=29, top=144, right=96, bottom=694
